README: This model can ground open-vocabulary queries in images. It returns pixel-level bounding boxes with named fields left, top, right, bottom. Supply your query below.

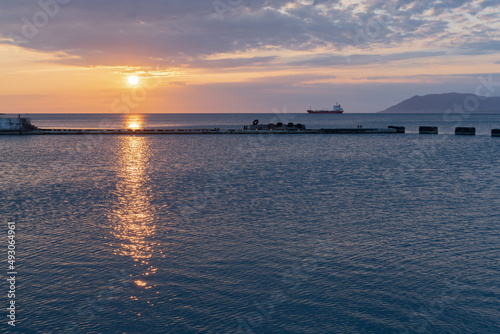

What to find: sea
left=1, top=113, right=500, bottom=333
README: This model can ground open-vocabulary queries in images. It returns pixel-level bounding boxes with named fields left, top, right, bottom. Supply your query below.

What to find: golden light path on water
left=108, top=120, right=160, bottom=291
left=124, top=114, right=144, bottom=130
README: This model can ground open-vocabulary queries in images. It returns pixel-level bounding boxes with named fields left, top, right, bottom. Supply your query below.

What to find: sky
left=1, top=0, right=499, bottom=113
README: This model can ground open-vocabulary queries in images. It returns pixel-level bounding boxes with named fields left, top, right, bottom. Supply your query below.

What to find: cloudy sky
left=1, top=0, right=499, bottom=113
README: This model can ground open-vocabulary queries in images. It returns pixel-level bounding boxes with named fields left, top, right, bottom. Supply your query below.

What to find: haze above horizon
left=1, top=0, right=500, bottom=114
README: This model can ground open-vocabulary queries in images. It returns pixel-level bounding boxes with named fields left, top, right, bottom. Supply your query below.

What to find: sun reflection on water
left=108, top=135, right=158, bottom=288
left=124, top=114, right=144, bottom=130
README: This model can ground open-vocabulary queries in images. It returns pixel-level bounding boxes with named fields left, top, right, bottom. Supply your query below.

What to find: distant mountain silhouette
left=378, top=93, right=500, bottom=113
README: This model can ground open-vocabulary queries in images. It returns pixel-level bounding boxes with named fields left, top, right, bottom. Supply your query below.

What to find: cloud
left=287, top=50, right=447, bottom=67
left=0, top=0, right=498, bottom=70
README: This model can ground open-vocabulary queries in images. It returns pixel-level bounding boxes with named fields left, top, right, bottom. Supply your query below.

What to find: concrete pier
left=3, top=118, right=497, bottom=137
left=0, top=116, right=37, bottom=133
left=388, top=126, right=405, bottom=133
left=455, top=127, right=476, bottom=135
left=419, top=126, right=438, bottom=134
left=0, top=117, right=410, bottom=135
left=320, top=127, right=400, bottom=134
left=22, top=126, right=403, bottom=135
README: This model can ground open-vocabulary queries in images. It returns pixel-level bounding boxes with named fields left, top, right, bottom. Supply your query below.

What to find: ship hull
left=307, top=110, right=343, bottom=114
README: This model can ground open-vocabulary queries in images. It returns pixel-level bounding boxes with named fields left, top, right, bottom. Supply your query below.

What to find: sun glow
left=128, top=122, right=140, bottom=129
left=125, top=114, right=144, bottom=130
left=108, top=134, right=159, bottom=292
left=128, top=75, right=140, bottom=86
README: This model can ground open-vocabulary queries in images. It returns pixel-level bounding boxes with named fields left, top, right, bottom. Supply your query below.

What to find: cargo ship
left=307, top=103, right=344, bottom=114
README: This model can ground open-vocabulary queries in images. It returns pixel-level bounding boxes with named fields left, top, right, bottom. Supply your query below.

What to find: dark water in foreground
left=1, top=114, right=500, bottom=333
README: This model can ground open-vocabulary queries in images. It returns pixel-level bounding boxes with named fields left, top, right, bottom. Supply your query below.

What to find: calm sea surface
left=1, top=113, right=500, bottom=333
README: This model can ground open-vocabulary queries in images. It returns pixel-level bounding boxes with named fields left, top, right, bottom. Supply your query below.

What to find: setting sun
left=128, top=76, right=140, bottom=86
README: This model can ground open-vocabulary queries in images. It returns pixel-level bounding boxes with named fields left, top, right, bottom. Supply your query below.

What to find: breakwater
left=1, top=117, right=499, bottom=136
left=3, top=127, right=500, bottom=136
left=1, top=127, right=404, bottom=135
left=0, top=116, right=37, bottom=132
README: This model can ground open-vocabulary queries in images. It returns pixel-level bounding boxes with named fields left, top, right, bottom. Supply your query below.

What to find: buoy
left=419, top=126, right=438, bottom=134
left=253, top=119, right=259, bottom=126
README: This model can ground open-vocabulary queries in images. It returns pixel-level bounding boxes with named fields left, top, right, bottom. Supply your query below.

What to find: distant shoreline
left=378, top=92, right=500, bottom=114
